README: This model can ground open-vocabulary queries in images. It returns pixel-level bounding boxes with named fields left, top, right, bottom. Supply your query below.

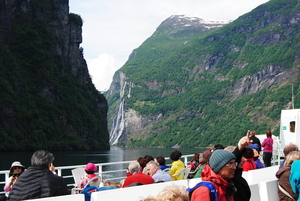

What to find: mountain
left=105, top=0, right=300, bottom=148
left=0, top=0, right=110, bottom=151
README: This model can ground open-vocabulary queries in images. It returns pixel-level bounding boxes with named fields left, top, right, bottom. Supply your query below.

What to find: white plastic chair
left=171, top=168, right=190, bottom=180
left=71, top=175, right=102, bottom=194
left=71, top=167, right=85, bottom=186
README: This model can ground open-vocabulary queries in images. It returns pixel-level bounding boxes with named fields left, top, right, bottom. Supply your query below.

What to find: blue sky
left=69, top=0, right=269, bottom=91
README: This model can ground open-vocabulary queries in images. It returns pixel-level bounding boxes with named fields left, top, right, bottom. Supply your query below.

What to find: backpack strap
left=187, top=181, right=218, bottom=201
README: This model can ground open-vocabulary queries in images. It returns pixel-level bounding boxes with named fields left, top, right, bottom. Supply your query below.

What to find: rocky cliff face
left=0, top=0, right=109, bottom=150
left=107, top=15, right=230, bottom=146
left=0, top=0, right=90, bottom=85
left=106, top=0, right=300, bottom=148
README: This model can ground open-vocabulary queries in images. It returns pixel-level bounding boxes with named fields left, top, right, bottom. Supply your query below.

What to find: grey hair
left=31, top=150, right=54, bottom=168
left=284, top=151, right=300, bottom=167
left=128, top=161, right=140, bottom=173
left=146, top=160, right=159, bottom=168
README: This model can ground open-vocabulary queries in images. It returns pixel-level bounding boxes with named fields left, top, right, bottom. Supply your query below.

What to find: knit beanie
left=209, top=149, right=236, bottom=173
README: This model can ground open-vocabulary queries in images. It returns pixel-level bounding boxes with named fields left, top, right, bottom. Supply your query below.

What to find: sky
left=69, top=0, right=269, bottom=92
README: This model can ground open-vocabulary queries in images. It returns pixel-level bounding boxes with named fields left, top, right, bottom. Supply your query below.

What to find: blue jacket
left=290, top=160, right=300, bottom=200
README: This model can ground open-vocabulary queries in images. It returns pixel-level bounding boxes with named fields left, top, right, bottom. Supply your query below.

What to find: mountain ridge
left=106, top=0, right=300, bottom=148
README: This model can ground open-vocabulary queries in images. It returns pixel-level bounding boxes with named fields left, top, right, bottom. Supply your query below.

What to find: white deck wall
left=23, top=168, right=280, bottom=201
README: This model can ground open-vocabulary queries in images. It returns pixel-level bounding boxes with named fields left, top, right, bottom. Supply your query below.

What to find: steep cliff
left=106, top=0, right=300, bottom=148
left=0, top=0, right=109, bottom=150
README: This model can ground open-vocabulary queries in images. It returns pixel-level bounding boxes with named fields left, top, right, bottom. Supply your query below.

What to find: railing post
left=57, top=168, right=62, bottom=177
left=98, top=165, right=103, bottom=177
left=184, top=156, right=188, bottom=166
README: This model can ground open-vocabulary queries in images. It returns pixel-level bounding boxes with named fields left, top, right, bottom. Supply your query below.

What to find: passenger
left=193, top=149, right=212, bottom=179
left=279, top=143, right=299, bottom=169
left=225, top=144, right=250, bottom=201
left=242, top=147, right=257, bottom=172
left=4, top=161, right=25, bottom=193
left=144, top=185, right=189, bottom=201
left=169, top=150, right=185, bottom=181
left=230, top=131, right=252, bottom=201
left=187, top=153, right=200, bottom=179
left=156, top=156, right=169, bottom=170
left=248, top=130, right=262, bottom=152
left=214, top=144, right=225, bottom=150
left=137, top=157, right=147, bottom=173
left=190, top=149, right=237, bottom=201
left=7, top=150, right=68, bottom=201
left=144, top=155, right=154, bottom=163
left=225, top=145, right=251, bottom=201
left=253, top=149, right=265, bottom=169
left=122, top=161, right=154, bottom=187
left=290, top=159, right=300, bottom=199
left=261, top=130, right=273, bottom=167
left=76, top=163, right=99, bottom=189
left=276, top=151, right=300, bottom=201
left=146, top=161, right=172, bottom=182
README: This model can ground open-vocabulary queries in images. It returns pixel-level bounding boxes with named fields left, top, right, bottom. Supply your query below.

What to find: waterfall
left=109, top=99, right=125, bottom=145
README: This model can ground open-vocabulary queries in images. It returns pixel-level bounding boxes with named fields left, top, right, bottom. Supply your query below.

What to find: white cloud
left=87, top=54, right=126, bottom=92
left=69, top=0, right=270, bottom=91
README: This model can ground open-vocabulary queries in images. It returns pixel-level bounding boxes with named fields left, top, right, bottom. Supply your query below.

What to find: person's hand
left=10, top=176, right=17, bottom=184
left=49, top=163, right=56, bottom=174
left=238, top=130, right=253, bottom=150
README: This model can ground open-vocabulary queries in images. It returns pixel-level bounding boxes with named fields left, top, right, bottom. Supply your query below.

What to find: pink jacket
left=261, top=137, right=273, bottom=153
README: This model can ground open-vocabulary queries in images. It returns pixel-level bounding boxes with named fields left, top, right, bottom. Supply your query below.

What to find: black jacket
left=8, top=166, right=68, bottom=201
left=232, top=147, right=251, bottom=201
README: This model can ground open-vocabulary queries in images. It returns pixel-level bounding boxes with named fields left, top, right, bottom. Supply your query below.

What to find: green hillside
left=107, top=0, right=300, bottom=148
left=0, top=0, right=110, bottom=151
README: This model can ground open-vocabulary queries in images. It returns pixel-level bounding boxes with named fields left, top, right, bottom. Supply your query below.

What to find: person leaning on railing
left=4, top=162, right=25, bottom=193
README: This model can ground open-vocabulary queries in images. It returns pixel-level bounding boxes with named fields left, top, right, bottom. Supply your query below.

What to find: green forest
left=106, top=0, right=300, bottom=148
left=0, top=0, right=110, bottom=151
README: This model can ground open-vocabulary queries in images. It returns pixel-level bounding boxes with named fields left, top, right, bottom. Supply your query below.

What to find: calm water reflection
left=0, top=147, right=205, bottom=171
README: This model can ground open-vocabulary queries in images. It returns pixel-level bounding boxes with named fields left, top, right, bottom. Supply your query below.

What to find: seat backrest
left=142, top=168, right=148, bottom=175
left=259, top=179, right=279, bottom=201
left=249, top=183, right=261, bottom=201
left=85, top=175, right=102, bottom=188
left=171, top=168, right=188, bottom=180
left=185, top=167, right=191, bottom=178
left=71, top=167, right=86, bottom=186
left=162, top=168, right=170, bottom=173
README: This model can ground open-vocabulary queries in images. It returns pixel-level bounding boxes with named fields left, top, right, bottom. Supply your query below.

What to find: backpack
left=80, top=185, right=117, bottom=201
left=187, top=181, right=218, bottom=201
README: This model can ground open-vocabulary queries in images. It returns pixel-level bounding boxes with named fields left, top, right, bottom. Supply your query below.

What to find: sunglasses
left=13, top=167, right=22, bottom=170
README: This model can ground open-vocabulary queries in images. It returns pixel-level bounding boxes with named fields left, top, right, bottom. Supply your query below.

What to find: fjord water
left=0, top=147, right=204, bottom=171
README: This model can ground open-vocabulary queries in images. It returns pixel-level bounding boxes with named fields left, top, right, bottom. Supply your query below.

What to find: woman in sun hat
left=76, top=162, right=99, bottom=189
left=4, top=161, right=25, bottom=192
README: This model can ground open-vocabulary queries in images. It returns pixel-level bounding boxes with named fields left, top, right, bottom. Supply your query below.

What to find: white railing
left=0, top=149, right=283, bottom=196
left=0, top=154, right=194, bottom=195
